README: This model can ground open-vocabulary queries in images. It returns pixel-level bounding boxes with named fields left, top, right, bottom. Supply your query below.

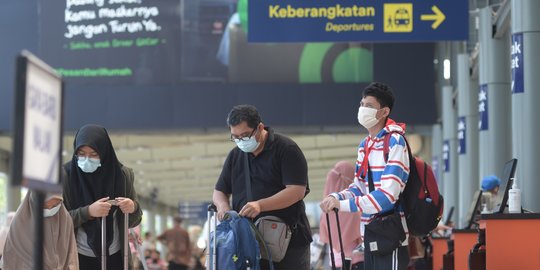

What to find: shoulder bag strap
left=244, top=154, right=276, bottom=270
left=367, top=162, right=375, bottom=193
left=244, top=153, right=252, bottom=201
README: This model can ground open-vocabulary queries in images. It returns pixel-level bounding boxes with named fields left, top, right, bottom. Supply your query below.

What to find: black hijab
left=64, top=124, right=126, bottom=257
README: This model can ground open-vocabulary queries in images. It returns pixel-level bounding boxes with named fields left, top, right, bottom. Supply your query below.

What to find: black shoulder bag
left=363, top=163, right=406, bottom=255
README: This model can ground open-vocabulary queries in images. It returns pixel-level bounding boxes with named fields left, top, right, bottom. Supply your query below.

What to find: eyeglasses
left=230, top=128, right=258, bottom=142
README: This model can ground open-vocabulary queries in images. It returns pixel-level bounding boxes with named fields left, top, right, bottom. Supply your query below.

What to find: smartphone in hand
left=107, top=199, right=119, bottom=206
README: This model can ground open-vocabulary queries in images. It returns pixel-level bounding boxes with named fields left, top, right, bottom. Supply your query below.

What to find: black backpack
left=382, top=132, right=444, bottom=236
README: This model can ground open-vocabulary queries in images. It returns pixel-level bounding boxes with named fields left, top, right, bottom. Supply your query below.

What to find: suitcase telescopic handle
left=206, top=203, right=218, bottom=270
left=101, top=217, right=107, bottom=270
left=124, top=212, right=129, bottom=270
left=325, top=212, right=336, bottom=270
left=333, top=208, right=347, bottom=268
left=101, top=210, right=129, bottom=270
left=326, top=208, right=347, bottom=270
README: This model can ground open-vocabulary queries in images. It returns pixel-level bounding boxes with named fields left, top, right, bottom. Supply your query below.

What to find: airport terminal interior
left=1, top=0, right=540, bottom=269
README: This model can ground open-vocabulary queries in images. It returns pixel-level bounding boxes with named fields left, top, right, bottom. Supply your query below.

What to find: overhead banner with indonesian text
left=248, top=0, right=468, bottom=43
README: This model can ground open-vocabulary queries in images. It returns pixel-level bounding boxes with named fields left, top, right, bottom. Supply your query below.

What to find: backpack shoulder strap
left=382, top=131, right=405, bottom=162
left=383, top=131, right=413, bottom=162
left=382, top=133, right=392, bottom=163
left=383, top=131, right=411, bottom=206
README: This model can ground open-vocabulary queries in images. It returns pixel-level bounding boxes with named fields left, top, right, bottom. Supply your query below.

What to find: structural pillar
left=511, top=0, right=540, bottom=212
left=148, top=205, right=156, bottom=236
left=457, top=54, right=479, bottom=227
left=478, top=7, right=511, bottom=181
left=431, top=123, right=443, bottom=185
left=442, top=85, right=458, bottom=220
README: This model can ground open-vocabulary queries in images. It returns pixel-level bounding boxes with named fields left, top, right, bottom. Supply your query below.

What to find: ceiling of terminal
left=0, top=129, right=427, bottom=208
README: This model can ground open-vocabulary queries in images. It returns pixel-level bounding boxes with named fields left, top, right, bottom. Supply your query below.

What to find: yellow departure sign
left=249, top=0, right=468, bottom=42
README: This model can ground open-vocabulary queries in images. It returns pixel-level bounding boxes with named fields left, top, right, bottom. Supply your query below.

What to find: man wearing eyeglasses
left=213, top=104, right=312, bottom=270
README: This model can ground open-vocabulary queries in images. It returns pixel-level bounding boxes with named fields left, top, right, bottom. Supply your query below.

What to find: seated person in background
left=2, top=191, right=79, bottom=270
left=146, top=249, right=167, bottom=270
left=432, top=222, right=454, bottom=237
left=481, top=175, right=501, bottom=212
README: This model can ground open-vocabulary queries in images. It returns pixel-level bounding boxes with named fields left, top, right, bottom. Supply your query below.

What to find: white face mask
left=43, top=203, right=61, bottom=217
left=77, top=156, right=101, bottom=173
left=357, top=107, right=381, bottom=129
left=235, top=136, right=260, bottom=153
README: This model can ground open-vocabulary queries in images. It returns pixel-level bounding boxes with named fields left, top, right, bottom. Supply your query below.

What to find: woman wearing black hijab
left=63, top=124, right=142, bottom=269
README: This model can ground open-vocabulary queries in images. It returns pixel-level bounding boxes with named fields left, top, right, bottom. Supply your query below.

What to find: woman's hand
left=116, top=197, right=136, bottom=214
left=89, top=197, right=112, bottom=217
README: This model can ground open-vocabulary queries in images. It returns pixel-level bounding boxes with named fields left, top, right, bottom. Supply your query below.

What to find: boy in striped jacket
left=320, top=82, right=411, bottom=270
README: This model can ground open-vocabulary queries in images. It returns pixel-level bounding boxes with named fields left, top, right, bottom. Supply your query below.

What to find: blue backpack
left=210, top=211, right=267, bottom=270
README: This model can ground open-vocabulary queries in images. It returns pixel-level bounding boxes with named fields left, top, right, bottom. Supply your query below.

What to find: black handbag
left=364, top=211, right=406, bottom=255
left=363, top=165, right=406, bottom=255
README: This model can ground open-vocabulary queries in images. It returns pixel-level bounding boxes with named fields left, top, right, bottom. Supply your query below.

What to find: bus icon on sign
left=384, top=3, right=413, bottom=33
left=394, top=8, right=410, bottom=26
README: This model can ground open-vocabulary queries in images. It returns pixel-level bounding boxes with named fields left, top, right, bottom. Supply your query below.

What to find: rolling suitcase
left=101, top=199, right=130, bottom=270
left=206, top=204, right=257, bottom=270
left=206, top=204, right=268, bottom=270
left=325, top=208, right=348, bottom=270
left=206, top=204, right=218, bottom=270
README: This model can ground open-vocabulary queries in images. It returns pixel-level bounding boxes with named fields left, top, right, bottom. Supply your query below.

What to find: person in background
left=129, top=225, right=145, bottom=270
left=143, top=249, right=152, bottom=268
left=187, top=225, right=204, bottom=270
left=213, top=104, right=312, bottom=270
left=157, top=216, right=191, bottom=270
left=319, top=161, right=364, bottom=270
left=63, top=124, right=143, bottom=269
left=146, top=249, right=167, bottom=270
left=481, top=175, right=501, bottom=212
left=142, top=231, right=157, bottom=255
left=2, top=191, right=79, bottom=269
left=0, top=212, right=15, bottom=260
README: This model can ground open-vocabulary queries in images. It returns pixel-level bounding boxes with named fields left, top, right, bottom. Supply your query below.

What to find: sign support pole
left=32, top=191, right=45, bottom=270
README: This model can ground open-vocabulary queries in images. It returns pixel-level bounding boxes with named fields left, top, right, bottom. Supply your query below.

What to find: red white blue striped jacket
left=330, top=120, right=410, bottom=239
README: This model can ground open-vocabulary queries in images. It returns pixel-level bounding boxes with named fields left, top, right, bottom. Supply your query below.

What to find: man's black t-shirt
left=215, top=127, right=312, bottom=247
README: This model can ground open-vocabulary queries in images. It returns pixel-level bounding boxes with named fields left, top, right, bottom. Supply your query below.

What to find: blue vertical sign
left=478, top=84, right=488, bottom=131
left=457, top=116, right=466, bottom=155
left=511, top=33, right=524, bottom=94
left=442, top=140, right=450, bottom=172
